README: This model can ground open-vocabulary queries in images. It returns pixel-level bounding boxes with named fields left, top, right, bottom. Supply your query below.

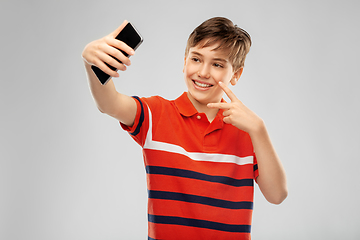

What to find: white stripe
left=143, top=104, right=253, bottom=166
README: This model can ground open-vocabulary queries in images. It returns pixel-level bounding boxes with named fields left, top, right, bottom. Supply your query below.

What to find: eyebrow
left=191, top=51, right=229, bottom=63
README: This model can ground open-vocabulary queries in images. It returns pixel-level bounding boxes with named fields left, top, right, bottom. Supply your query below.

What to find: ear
left=230, top=67, right=244, bottom=86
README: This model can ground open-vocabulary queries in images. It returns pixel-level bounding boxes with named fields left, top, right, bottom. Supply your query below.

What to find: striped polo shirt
left=121, top=92, right=259, bottom=240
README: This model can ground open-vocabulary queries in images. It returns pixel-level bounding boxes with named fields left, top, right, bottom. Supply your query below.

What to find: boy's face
left=183, top=42, right=242, bottom=109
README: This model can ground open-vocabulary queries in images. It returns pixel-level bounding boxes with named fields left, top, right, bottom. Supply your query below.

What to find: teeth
left=194, top=81, right=212, bottom=88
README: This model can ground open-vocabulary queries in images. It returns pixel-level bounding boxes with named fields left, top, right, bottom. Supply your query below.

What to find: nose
left=198, top=64, right=210, bottom=79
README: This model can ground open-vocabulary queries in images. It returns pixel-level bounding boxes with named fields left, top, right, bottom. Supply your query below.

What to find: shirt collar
left=174, top=92, right=198, bottom=117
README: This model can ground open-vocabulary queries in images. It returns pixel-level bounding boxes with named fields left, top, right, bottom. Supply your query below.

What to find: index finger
left=110, top=20, right=129, bottom=38
left=218, top=81, right=238, bottom=102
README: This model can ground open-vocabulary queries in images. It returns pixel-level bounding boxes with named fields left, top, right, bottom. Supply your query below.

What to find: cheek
left=185, top=62, right=198, bottom=76
left=217, top=71, right=233, bottom=83
left=183, top=67, right=191, bottom=79
left=183, top=66, right=192, bottom=85
left=212, top=72, right=227, bottom=83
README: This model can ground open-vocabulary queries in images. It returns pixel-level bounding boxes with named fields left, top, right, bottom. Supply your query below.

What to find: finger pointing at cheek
left=218, top=81, right=238, bottom=102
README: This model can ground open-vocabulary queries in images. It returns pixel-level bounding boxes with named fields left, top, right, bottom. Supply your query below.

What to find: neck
left=186, top=92, right=219, bottom=123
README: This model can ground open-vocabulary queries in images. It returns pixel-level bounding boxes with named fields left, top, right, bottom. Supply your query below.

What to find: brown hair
left=185, top=17, right=252, bottom=71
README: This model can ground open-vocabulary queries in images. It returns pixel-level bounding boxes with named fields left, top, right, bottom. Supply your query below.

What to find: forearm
left=250, top=121, right=288, bottom=204
left=84, top=61, right=136, bottom=125
left=85, top=62, right=118, bottom=112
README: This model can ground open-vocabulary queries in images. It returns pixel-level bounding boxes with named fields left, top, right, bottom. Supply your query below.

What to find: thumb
left=110, top=20, right=128, bottom=37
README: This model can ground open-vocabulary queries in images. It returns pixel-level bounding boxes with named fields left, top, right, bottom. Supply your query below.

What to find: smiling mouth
left=193, top=80, right=213, bottom=88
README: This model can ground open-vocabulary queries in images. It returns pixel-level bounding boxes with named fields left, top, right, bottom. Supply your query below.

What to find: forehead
left=189, top=42, right=231, bottom=60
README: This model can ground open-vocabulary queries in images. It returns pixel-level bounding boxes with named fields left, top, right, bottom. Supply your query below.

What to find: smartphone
left=91, top=22, right=143, bottom=85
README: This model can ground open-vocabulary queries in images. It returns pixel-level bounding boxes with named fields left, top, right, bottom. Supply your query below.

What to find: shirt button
left=197, top=115, right=201, bottom=120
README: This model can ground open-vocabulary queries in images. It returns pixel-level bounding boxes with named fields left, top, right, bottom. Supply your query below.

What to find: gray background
left=1, top=0, right=359, bottom=239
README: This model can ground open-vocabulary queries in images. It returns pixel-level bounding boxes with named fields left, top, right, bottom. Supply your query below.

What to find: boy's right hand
left=82, top=20, right=135, bottom=78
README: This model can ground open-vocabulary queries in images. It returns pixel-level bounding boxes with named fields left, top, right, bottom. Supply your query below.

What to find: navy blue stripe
left=130, top=96, right=144, bottom=136
left=148, top=190, right=253, bottom=210
left=148, top=237, right=156, bottom=240
left=146, top=165, right=253, bottom=187
left=148, top=214, right=251, bottom=233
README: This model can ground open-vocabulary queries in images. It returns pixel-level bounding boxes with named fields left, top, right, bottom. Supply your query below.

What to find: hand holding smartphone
left=91, top=22, right=143, bottom=85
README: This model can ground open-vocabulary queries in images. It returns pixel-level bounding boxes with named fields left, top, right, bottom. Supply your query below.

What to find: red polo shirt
left=121, top=92, right=259, bottom=240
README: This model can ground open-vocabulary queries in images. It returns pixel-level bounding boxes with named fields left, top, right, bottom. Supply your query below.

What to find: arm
left=208, top=82, right=288, bottom=204
left=247, top=121, right=288, bottom=204
left=82, top=20, right=137, bottom=126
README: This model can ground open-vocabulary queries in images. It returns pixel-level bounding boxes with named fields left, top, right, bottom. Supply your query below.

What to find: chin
left=189, top=91, right=216, bottom=105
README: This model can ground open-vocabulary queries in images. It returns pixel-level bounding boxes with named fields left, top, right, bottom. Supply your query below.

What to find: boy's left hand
left=207, top=82, right=263, bottom=134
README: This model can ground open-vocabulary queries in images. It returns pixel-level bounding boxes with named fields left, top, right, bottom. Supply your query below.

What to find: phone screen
left=116, top=22, right=143, bottom=52
left=91, top=22, right=143, bottom=85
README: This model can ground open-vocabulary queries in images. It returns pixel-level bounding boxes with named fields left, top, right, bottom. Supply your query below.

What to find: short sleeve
left=253, top=153, right=259, bottom=182
left=120, top=96, right=149, bottom=147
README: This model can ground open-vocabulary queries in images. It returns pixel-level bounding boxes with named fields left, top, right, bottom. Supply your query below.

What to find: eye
left=191, top=57, right=200, bottom=62
left=213, top=63, right=224, bottom=68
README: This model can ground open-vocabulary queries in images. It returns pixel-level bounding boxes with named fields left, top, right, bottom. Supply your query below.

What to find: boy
left=82, top=17, right=287, bottom=240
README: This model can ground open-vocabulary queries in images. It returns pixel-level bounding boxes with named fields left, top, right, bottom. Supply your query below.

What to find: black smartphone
left=91, top=22, right=143, bottom=85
